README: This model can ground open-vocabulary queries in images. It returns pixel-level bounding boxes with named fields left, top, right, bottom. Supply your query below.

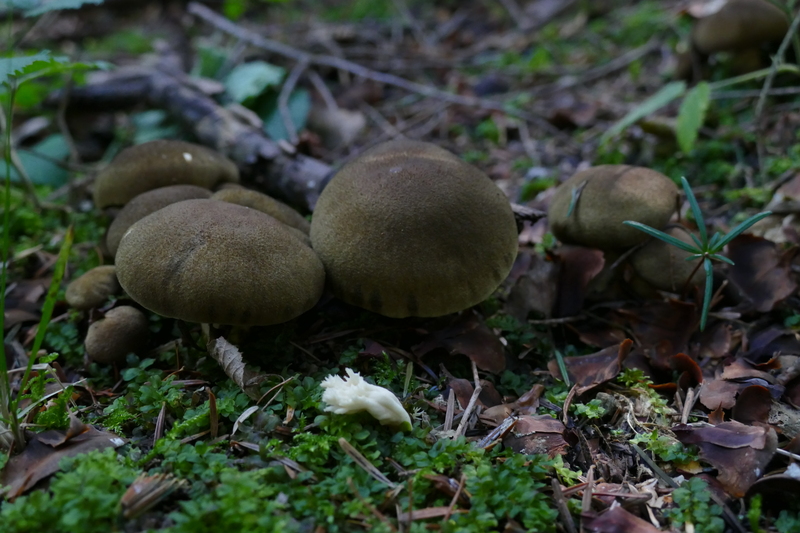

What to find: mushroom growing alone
left=106, top=185, right=213, bottom=257
left=65, top=265, right=120, bottom=310
left=93, top=140, right=239, bottom=209
left=115, top=199, right=325, bottom=326
left=310, top=139, right=519, bottom=318
left=547, top=165, right=678, bottom=251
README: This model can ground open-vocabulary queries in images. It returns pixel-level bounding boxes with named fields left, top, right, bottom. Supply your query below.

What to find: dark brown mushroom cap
left=93, top=140, right=239, bottom=208
left=630, top=224, right=705, bottom=292
left=115, top=199, right=325, bottom=326
left=211, top=188, right=310, bottom=234
left=85, top=306, right=149, bottom=365
left=65, top=265, right=120, bottom=310
left=692, top=0, right=788, bottom=55
left=310, top=139, right=519, bottom=318
left=548, top=165, right=679, bottom=251
left=106, top=185, right=213, bottom=257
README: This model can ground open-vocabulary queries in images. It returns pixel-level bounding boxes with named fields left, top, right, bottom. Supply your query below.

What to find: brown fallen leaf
left=548, top=339, right=633, bottom=395
left=552, top=245, right=605, bottom=318
left=726, top=234, right=797, bottom=313
left=504, top=250, right=560, bottom=321
left=582, top=503, right=662, bottom=533
left=413, top=311, right=506, bottom=374
left=0, top=422, right=125, bottom=500
left=673, top=421, right=778, bottom=497
left=503, top=415, right=572, bottom=457
left=732, top=385, right=773, bottom=425
left=207, top=336, right=266, bottom=400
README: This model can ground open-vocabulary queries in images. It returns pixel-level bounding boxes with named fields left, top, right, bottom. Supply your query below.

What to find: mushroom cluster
left=310, top=139, right=519, bottom=318
left=67, top=139, right=324, bottom=364
left=547, top=165, right=702, bottom=294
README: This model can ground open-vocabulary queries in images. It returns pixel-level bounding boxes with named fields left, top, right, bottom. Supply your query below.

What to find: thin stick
left=442, top=474, right=466, bottom=523
left=306, top=70, right=338, bottom=110
left=755, top=10, right=800, bottom=120
left=551, top=477, right=578, bottom=533
left=454, top=362, right=481, bottom=437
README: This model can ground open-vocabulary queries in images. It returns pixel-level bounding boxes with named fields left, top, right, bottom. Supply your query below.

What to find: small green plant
left=624, top=177, right=770, bottom=330
left=666, top=477, right=725, bottom=533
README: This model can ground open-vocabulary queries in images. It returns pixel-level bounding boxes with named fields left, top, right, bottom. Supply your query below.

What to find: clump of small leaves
left=666, top=477, right=725, bottom=533
left=630, top=430, right=697, bottom=464
left=624, top=177, right=770, bottom=330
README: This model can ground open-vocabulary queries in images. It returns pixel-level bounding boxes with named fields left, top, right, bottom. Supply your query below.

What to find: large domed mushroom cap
left=310, top=139, right=519, bottom=318
left=548, top=165, right=678, bottom=251
left=692, top=0, right=788, bottom=55
left=115, top=199, right=325, bottom=326
left=106, top=185, right=213, bottom=257
left=211, top=188, right=310, bottom=234
left=93, top=140, right=239, bottom=208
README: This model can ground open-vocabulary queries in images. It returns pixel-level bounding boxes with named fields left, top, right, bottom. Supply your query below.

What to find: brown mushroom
left=85, top=306, right=149, bottom=365
left=65, top=265, right=120, bottom=310
left=548, top=165, right=679, bottom=251
left=310, top=139, right=519, bottom=318
left=629, top=224, right=705, bottom=292
left=211, top=188, right=310, bottom=234
left=106, top=185, right=213, bottom=257
left=115, top=199, right=325, bottom=326
left=93, top=140, right=239, bottom=208
left=692, top=0, right=788, bottom=56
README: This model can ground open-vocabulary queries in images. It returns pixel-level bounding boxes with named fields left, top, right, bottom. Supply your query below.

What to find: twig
left=339, top=438, right=398, bottom=489
left=755, top=10, right=800, bottom=120
left=307, top=69, right=338, bottom=110
left=390, top=0, right=432, bottom=48
left=580, top=466, right=595, bottom=533
left=278, top=59, right=308, bottom=145
left=551, top=477, right=578, bottom=533
left=442, top=474, right=467, bottom=523
left=444, top=387, right=456, bottom=432
left=186, top=2, right=574, bottom=144
left=0, top=105, right=41, bottom=209
left=454, top=361, right=482, bottom=437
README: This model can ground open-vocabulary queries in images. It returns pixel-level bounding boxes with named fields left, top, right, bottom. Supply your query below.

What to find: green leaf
left=601, top=81, right=686, bottom=144
left=2, top=134, right=71, bottom=186
left=224, top=61, right=285, bottom=104
left=714, top=211, right=773, bottom=249
left=261, top=88, right=311, bottom=141
left=676, top=82, right=710, bottom=154
left=623, top=221, right=700, bottom=253
left=24, top=0, right=104, bottom=17
left=681, top=177, right=707, bottom=244
left=709, top=253, right=734, bottom=265
left=700, top=258, right=713, bottom=331
left=0, top=52, right=64, bottom=86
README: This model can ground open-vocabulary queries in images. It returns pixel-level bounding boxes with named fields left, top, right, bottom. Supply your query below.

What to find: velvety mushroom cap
left=211, top=188, right=310, bottom=234
left=310, top=139, right=519, bottom=318
left=65, top=265, right=120, bottom=310
left=692, top=0, right=788, bottom=55
left=630, top=225, right=705, bottom=292
left=548, top=165, right=678, bottom=251
left=115, top=199, right=325, bottom=326
left=106, top=185, right=213, bottom=257
left=93, top=140, right=239, bottom=208
left=85, top=306, right=149, bottom=365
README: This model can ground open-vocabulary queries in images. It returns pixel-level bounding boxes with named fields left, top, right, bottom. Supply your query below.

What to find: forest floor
left=2, top=0, right=800, bottom=532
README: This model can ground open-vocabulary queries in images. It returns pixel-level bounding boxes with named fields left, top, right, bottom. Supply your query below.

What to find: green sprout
left=624, top=177, right=771, bottom=331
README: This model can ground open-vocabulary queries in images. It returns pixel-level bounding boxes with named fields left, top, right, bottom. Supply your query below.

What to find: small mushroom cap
left=692, top=0, right=788, bottom=55
left=85, top=306, right=149, bottom=365
left=65, top=265, right=120, bottom=310
left=93, top=140, right=239, bottom=208
left=630, top=225, right=705, bottom=292
left=211, top=188, right=310, bottom=234
left=548, top=165, right=679, bottom=251
left=310, top=139, right=519, bottom=318
left=116, top=199, right=325, bottom=326
left=106, top=185, right=213, bottom=257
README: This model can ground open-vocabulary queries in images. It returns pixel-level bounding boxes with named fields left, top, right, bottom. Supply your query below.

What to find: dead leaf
left=548, top=339, right=633, bottom=395
left=1, top=424, right=125, bottom=500
left=413, top=311, right=506, bottom=374
left=582, top=503, right=662, bottom=533
left=673, top=421, right=778, bottom=497
left=504, top=250, right=560, bottom=321
left=207, top=336, right=265, bottom=400
left=726, top=235, right=797, bottom=313
left=553, top=245, right=605, bottom=317
left=503, top=415, right=571, bottom=457
left=732, top=385, right=772, bottom=425
left=614, top=300, right=698, bottom=370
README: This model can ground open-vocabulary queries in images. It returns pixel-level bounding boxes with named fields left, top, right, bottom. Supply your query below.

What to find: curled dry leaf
left=120, top=473, right=186, bottom=520
left=732, top=385, right=773, bottom=425
left=581, top=502, right=663, bottom=533
left=673, top=421, right=778, bottom=497
left=206, top=336, right=265, bottom=400
left=548, top=339, right=633, bottom=395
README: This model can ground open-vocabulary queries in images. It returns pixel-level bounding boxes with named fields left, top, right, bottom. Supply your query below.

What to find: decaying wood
left=54, top=67, right=333, bottom=211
